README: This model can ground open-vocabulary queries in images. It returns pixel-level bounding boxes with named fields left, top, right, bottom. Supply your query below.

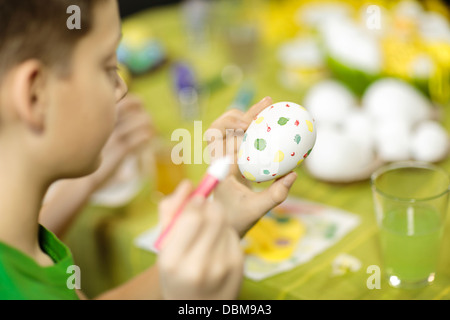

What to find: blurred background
left=116, top=0, right=450, bottom=187
left=65, top=0, right=450, bottom=298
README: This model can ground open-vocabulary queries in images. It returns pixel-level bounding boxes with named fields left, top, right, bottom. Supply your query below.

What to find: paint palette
left=238, top=102, right=317, bottom=182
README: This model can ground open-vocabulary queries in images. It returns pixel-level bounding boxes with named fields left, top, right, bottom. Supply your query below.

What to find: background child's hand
left=157, top=181, right=244, bottom=300
left=207, top=97, right=298, bottom=237
left=89, top=94, right=154, bottom=191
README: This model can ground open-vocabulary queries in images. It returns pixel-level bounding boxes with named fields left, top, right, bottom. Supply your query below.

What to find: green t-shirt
left=0, top=225, right=80, bottom=300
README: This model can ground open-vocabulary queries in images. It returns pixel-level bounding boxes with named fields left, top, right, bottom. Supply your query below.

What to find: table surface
left=63, top=3, right=450, bottom=300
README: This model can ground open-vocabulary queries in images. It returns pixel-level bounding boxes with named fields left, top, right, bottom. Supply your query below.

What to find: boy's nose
left=115, top=74, right=128, bottom=102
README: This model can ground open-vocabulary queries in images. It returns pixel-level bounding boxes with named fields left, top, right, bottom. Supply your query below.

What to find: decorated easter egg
left=238, top=102, right=316, bottom=182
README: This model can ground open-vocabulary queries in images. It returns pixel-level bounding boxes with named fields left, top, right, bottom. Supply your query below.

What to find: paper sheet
left=134, top=197, right=360, bottom=281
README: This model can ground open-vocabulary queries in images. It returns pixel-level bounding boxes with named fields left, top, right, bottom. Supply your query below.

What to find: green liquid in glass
left=380, top=206, right=442, bottom=284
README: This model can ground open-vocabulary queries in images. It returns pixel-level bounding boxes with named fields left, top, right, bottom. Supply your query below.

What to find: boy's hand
left=158, top=181, right=244, bottom=300
left=89, top=95, right=154, bottom=191
left=208, top=97, right=298, bottom=237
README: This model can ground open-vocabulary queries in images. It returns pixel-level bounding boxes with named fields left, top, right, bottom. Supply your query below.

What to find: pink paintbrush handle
left=154, top=174, right=219, bottom=250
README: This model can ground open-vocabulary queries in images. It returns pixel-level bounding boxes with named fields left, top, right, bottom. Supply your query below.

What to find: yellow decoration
left=274, top=151, right=285, bottom=162
left=255, top=117, right=265, bottom=124
left=297, top=158, right=304, bottom=166
left=243, top=171, right=256, bottom=181
left=244, top=214, right=305, bottom=262
left=306, top=120, right=314, bottom=132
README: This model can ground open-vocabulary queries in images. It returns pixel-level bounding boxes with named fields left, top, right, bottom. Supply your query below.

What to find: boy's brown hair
left=0, top=0, right=104, bottom=80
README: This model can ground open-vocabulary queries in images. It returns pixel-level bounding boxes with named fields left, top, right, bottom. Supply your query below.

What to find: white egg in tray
left=302, top=78, right=449, bottom=183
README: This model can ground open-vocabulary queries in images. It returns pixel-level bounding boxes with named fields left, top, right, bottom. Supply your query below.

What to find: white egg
left=238, top=102, right=317, bottom=182
left=303, top=80, right=357, bottom=126
left=410, top=121, right=449, bottom=162
left=297, top=2, right=352, bottom=28
left=374, top=120, right=411, bottom=162
left=419, top=12, right=450, bottom=42
left=305, top=128, right=377, bottom=183
left=363, top=78, right=433, bottom=126
left=278, top=38, right=324, bottom=69
left=321, top=19, right=382, bottom=73
left=395, top=0, right=424, bottom=20
left=342, top=109, right=375, bottom=149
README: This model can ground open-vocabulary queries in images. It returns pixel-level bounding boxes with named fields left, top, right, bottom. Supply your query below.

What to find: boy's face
left=49, top=0, right=126, bottom=178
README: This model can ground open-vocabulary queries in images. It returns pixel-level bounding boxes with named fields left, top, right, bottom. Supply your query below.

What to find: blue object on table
left=118, top=40, right=166, bottom=76
left=172, top=62, right=201, bottom=120
left=228, top=81, right=255, bottom=112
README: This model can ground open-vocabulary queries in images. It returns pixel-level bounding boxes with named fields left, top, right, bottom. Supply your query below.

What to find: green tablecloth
left=63, top=4, right=450, bottom=300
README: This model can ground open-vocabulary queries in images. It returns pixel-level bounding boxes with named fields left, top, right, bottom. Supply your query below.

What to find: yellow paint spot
left=243, top=171, right=256, bottom=181
left=255, top=117, right=264, bottom=124
left=297, top=159, right=304, bottom=166
left=274, top=151, right=285, bottom=162
left=306, top=120, right=314, bottom=132
left=238, top=149, right=243, bottom=159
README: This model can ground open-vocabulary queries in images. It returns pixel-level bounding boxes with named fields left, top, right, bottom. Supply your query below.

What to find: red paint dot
left=294, top=120, right=300, bottom=126
left=291, top=152, right=295, bottom=156
left=267, top=124, right=271, bottom=132
left=247, top=157, right=250, bottom=161
left=272, top=174, right=277, bottom=177
left=303, top=153, right=308, bottom=158
left=286, top=104, right=290, bottom=107
left=270, top=106, right=274, bottom=109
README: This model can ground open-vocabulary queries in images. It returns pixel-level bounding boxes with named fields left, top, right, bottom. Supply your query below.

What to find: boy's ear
left=11, top=60, right=48, bottom=133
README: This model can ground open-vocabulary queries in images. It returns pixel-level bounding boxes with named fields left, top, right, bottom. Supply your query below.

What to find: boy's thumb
left=254, top=172, right=297, bottom=214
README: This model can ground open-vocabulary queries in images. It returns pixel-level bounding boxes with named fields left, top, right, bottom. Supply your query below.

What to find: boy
left=0, top=0, right=297, bottom=300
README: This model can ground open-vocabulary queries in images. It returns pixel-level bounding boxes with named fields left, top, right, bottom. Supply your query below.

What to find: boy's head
left=0, top=0, right=127, bottom=183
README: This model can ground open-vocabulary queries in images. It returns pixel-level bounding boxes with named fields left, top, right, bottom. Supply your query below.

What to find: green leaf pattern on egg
left=254, top=138, right=267, bottom=151
left=294, top=134, right=301, bottom=144
left=278, top=117, right=290, bottom=126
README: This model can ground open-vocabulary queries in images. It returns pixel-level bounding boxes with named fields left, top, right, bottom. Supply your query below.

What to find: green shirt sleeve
left=0, top=225, right=80, bottom=300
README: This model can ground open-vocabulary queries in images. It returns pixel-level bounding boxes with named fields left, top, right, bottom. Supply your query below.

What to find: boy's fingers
left=209, top=115, right=247, bottom=136
left=159, top=180, right=194, bottom=226
left=253, top=171, right=298, bottom=214
left=159, top=196, right=205, bottom=257
left=242, top=97, right=272, bottom=124
left=186, top=201, right=226, bottom=264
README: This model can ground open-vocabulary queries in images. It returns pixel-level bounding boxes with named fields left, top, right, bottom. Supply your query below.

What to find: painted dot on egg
left=306, top=120, right=314, bottom=132
left=238, top=149, right=243, bottom=159
left=274, top=151, right=285, bottom=162
left=278, top=117, right=290, bottom=126
left=294, top=120, right=300, bottom=126
left=303, top=148, right=312, bottom=159
left=263, top=170, right=270, bottom=175
left=294, top=134, right=301, bottom=144
left=255, top=117, right=264, bottom=124
left=243, top=171, right=256, bottom=181
left=254, top=139, right=267, bottom=151
left=297, top=159, right=304, bottom=166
